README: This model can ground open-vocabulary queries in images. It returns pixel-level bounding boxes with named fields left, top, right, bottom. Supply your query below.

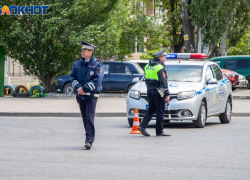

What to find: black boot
left=156, top=133, right=171, bottom=136
left=85, top=143, right=92, bottom=149
left=138, top=127, right=150, bottom=136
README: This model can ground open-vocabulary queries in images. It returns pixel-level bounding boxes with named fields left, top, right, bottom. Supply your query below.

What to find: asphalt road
left=0, top=117, right=250, bottom=180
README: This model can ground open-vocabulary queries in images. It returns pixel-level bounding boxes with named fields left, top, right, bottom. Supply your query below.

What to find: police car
left=127, top=53, right=233, bottom=128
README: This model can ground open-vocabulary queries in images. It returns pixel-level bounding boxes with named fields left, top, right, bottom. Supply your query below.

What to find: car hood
left=132, top=81, right=200, bottom=94
left=221, top=69, right=238, bottom=75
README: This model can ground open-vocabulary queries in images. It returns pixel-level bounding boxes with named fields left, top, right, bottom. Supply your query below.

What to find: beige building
left=4, top=56, right=39, bottom=86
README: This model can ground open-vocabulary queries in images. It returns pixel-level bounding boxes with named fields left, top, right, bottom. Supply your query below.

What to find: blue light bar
left=166, top=53, right=177, bottom=59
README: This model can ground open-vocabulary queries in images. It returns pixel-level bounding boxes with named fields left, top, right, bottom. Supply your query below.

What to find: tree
left=155, top=0, right=184, bottom=53
left=0, top=0, right=138, bottom=92
left=227, top=31, right=250, bottom=55
left=181, top=0, right=194, bottom=53
left=219, top=0, right=250, bottom=56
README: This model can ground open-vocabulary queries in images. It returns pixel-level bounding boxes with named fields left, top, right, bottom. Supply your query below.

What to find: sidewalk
left=0, top=95, right=250, bottom=117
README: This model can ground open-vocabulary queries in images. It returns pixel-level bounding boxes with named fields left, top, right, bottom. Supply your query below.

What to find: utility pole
left=0, top=46, right=6, bottom=97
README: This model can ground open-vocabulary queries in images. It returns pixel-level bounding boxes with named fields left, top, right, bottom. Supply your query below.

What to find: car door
left=212, top=64, right=226, bottom=112
left=109, top=63, right=133, bottom=91
left=102, top=64, right=110, bottom=91
left=205, top=65, right=217, bottom=114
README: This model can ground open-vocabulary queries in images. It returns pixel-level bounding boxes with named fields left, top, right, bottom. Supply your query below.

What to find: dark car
left=56, top=61, right=144, bottom=94
left=209, top=56, right=250, bottom=89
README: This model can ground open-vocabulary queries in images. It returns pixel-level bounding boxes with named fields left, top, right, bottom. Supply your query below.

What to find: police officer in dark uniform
left=138, top=47, right=171, bottom=137
left=70, top=41, right=104, bottom=149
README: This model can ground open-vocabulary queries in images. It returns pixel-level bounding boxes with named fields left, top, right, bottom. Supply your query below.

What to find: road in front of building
left=0, top=116, right=250, bottom=180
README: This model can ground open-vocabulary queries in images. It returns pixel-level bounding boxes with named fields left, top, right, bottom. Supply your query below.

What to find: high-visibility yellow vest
left=144, top=64, right=164, bottom=81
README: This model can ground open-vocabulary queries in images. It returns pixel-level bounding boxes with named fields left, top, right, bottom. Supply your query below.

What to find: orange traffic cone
left=129, top=108, right=141, bottom=134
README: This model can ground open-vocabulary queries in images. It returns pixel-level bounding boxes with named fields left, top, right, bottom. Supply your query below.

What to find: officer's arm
left=82, top=63, right=104, bottom=92
left=69, top=63, right=81, bottom=93
left=157, top=69, right=169, bottom=97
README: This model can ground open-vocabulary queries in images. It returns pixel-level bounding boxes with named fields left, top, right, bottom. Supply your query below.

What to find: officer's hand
left=165, top=96, right=170, bottom=103
left=77, top=87, right=86, bottom=95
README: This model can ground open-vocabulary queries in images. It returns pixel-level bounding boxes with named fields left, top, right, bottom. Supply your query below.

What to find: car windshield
left=166, top=65, right=203, bottom=82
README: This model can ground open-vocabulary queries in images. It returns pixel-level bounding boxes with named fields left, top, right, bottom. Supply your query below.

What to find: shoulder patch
left=96, top=59, right=103, bottom=64
left=74, top=58, right=81, bottom=62
left=162, top=72, right=166, bottom=79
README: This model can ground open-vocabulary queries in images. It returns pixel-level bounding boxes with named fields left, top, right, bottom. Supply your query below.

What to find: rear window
left=110, top=64, right=131, bottom=74
left=133, top=63, right=144, bottom=74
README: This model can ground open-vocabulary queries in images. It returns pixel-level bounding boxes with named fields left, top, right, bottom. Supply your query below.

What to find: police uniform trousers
left=76, top=96, right=98, bottom=144
left=140, top=89, right=166, bottom=134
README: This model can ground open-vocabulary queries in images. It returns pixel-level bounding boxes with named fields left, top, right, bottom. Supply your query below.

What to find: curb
left=46, top=93, right=249, bottom=99
left=46, top=93, right=127, bottom=98
left=0, top=112, right=249, bottom=117
left=233, top=96, right=250, bottom=99
left=0, top=112, right=127, bottom=117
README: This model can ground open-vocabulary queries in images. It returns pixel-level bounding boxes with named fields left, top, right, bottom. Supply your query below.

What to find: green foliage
left=228, top=32, right=250, bottom=55
left=188, top=0, right=237, bottom=45
left=227, top=1, right=250, bottom=47
left=140, top=48, right=170, bottom=60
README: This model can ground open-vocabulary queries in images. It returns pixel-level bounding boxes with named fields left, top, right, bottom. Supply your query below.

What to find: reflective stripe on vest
left=144, top=64, right=164, bottom=81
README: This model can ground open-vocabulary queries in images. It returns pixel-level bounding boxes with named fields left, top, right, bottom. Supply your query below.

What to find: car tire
left=128, top=118, right=133, bottom=127
left=193, top=101, right=206, bottom=128
left=219, top=99, right=231, bottom=124
left=246, top=78, right=250, bottom=89
left=63, top=83, right=73, bottom=94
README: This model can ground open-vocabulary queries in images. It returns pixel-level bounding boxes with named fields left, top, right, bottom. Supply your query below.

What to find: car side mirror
left=132, top=77, right=140, bottom=83
left=207, top=78, right=218, bottom=85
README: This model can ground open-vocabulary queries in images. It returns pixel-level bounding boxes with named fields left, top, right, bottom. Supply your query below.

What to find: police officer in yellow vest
left=138, top=47, right=171, bottom=136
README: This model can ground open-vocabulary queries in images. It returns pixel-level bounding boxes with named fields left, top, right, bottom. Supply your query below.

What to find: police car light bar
left=166, top=53, right=206, bottom=59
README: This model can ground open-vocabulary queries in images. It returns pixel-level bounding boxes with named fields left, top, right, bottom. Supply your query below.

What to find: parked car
left=209, top=56, right=250, bottom=89
left=127, top=53, right=232, bottom=128
left=221, top=69, right=239, bottom=91
left=56, top=61, right=144, bottom=94
left=235, top=74, right=249, bottom=89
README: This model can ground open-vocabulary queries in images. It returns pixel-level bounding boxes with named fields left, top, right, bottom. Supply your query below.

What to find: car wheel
left=246, top=78, right=250, bottom=89
left=219, top=99, right=231, bottom=124
left=63, top=83, right=73, bottom=94
left=193, top=101, right=206, bottom=128
left=128, top=118, right=133, bottom=127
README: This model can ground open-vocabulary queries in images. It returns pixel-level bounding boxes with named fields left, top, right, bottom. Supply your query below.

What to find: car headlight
left=177, top=90, right=196, bottom=100
left=130, top=90, right=140, bottom=100
left=239, top=75, right=246, bottom=80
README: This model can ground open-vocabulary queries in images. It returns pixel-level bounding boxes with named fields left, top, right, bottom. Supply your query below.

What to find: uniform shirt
left=144, top=58, right=169, bottom=97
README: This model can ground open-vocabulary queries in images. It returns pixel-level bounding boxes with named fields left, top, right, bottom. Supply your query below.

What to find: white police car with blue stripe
left=127, top=53, right=232, bottom=128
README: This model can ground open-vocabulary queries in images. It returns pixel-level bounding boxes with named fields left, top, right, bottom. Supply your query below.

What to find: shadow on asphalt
left=125, top=121, right=222, bottom=129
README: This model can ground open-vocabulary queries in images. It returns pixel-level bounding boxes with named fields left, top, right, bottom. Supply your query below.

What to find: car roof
left=165, top=60, right=210, bottom=66
left=129, top=60, right=149, bottom=63
left=210, top=55, right=250, bottom=60
left=103, top=61, right=135, bottom=65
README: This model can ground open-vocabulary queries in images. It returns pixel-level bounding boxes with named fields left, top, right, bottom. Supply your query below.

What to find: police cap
left=153, top=47, right=167, bottom=58
left=81, top=41, right=97, bottom=51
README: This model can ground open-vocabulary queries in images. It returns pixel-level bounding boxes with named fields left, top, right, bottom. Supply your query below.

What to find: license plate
left=146, top=104, right=168, bottom=110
